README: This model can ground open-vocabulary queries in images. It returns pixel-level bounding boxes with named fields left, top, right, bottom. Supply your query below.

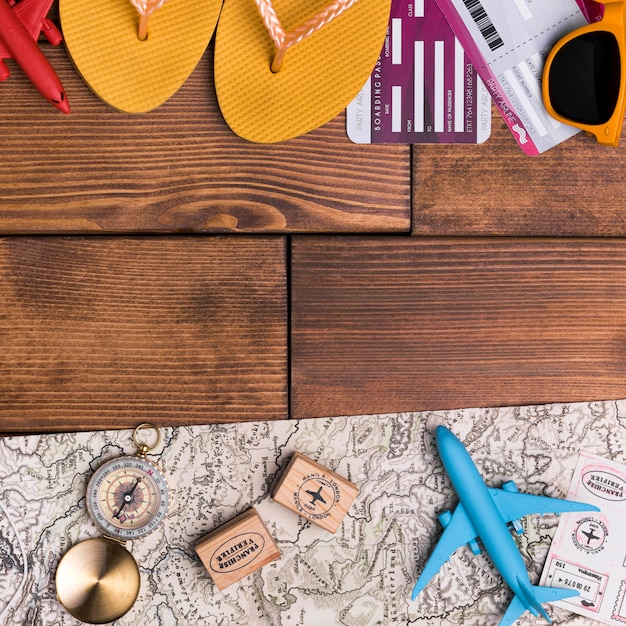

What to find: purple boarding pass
left=347, top=0, right=491, bottom=144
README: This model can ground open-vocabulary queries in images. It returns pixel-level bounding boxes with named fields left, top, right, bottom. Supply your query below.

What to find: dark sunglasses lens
left=548, top=31, right=621, bottom=125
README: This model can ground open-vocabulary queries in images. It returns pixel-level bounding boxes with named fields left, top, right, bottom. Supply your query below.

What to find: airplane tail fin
left=498, top=579, right=579, bottom=626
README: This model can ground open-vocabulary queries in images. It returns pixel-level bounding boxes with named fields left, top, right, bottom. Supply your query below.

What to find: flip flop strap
left=130, top=0, right=168, bottom=40
left=130, top=0, right=167, bottom=16
left=255, top=0, right=359, bottom=71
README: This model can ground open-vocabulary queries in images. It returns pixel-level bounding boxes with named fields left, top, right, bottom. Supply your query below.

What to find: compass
left=56, top=423, right=170, bottom=624
left=86, top=449, right=169, bottom=541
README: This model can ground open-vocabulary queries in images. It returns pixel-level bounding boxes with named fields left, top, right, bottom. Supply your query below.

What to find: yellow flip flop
left=60, top=0, right=223, bottom=113
left=214, top=0, right=391, bottom=143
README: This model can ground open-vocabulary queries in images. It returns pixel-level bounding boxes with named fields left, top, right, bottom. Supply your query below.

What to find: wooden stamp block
left=195, top=508, right=280, bottom=591
left=272, top=452, right=359, bottom=533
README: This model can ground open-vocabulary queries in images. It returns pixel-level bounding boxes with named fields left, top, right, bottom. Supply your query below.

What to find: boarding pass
left=434, top=0, right=604, bottom=154
left=346, top=0, right=492, bottom=144
left=540, top=451, right=626, bottom=623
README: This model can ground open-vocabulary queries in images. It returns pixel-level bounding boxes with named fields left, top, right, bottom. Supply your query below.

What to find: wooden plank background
left=0, top=236, right=287, bottom=432
left=3, top=6, right=626, bottom=436
left=0, top=46, right=410, bottom=234
left=291, top=236, right=626, bottom=418
left=413, top=108, right=626, bottom=236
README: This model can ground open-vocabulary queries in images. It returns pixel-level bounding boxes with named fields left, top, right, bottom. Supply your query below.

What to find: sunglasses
left=542, top=0, right=625, bottom=146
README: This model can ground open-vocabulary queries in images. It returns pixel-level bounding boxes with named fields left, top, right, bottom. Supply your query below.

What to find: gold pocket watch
left=56, top=423, right=170, bottom=624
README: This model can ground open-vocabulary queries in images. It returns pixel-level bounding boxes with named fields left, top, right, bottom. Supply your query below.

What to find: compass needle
left=56, top=424, right=169, bottom=624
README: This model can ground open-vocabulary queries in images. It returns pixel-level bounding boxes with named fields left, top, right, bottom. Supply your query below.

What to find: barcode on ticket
left=462, top=0, right=504, bottom=51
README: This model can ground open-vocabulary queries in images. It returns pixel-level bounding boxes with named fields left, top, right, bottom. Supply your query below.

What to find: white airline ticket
left=434, top=0, right=597, bottom=154
left=540, top=451, right=626, bottom=623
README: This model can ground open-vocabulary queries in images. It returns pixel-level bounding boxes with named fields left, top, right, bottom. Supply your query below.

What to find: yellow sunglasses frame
left=542, top=0, right=626, bottom=146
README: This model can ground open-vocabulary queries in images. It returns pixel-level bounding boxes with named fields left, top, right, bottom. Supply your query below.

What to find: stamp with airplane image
left=272, top=452, right=359, bottom=533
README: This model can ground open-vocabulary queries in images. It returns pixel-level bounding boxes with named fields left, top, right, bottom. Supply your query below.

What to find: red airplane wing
left=0, top=0, right=55, bottom=59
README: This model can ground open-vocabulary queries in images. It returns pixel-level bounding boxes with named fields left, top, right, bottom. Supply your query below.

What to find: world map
left=1, top=399, right=625, bottom=625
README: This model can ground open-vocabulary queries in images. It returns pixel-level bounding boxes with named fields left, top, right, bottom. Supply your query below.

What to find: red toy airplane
left=0, top=0, right=70, bottom=112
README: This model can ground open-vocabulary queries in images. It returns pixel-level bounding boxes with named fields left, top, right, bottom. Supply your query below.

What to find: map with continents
left=1, top=399, right=626, bottom=625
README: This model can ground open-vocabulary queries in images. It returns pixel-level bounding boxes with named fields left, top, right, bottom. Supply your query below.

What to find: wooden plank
left=0, top=236, right=287, bottom=432
left=0, top=43, right=410, bottom=234
left=291, top=237, right=626, bottom=418
left=413, top=107, right=626, bottom=236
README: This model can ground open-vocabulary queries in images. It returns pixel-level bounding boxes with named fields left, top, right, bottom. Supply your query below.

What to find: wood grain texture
left=413, top=106, right=626, bottom=236
left=291, top=237, right=626, bottom=418
left=0, top=39, right=410, bottom=234
left=0, top=236, right=287, bottom=432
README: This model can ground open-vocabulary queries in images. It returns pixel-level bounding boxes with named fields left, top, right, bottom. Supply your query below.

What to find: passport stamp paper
left=540, top=451, right=626, bottom=623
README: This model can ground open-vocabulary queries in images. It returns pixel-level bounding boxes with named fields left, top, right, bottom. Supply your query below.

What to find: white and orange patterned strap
left=130, top=0, right=168, bottom=39
left=254, top=0, right=360, bottom=72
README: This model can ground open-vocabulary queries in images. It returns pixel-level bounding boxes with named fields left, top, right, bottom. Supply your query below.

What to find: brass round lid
left=56, top=537, right=140, bottom=624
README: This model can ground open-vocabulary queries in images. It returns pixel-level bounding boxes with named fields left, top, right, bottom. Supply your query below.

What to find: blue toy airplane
left=412, top=426, right=600, bottom=625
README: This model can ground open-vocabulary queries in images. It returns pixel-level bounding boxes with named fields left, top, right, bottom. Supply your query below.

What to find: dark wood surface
left=0, top=46, right=410, bottom=234
left=0, top=236, right=287, bottom=432
left=291, top=237, right=626, bottom=419
left=3, top=7, right=626, bottom=434
left=413, top=107, right=626, bottom=236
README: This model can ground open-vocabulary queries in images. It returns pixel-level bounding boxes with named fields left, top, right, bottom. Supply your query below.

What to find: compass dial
left=86, top=456, right=169, bottom=541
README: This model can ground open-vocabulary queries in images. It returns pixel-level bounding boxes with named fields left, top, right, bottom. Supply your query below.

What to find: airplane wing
left=0, top=0, right=54, bottom=59
left=412, top=487, right=599, bottom=601
left=11, top=0, right=53, bottom=39
left=488, top=487, right=599, bottom=524
left=500, top=582, right=579, bottom=626
left=412, top=501, right=478, bottom=600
